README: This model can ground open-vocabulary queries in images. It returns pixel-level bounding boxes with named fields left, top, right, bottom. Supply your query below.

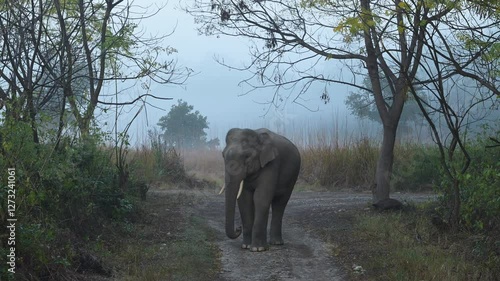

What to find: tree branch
left=97, top=93, right=172, bottom=105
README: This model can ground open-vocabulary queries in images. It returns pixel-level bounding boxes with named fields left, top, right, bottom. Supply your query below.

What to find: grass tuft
left=108, top=193, right=220, bottom=281
left=354, top=208, right=500, bottom=281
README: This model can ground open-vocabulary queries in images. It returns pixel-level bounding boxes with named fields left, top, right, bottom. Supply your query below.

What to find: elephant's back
left=256, top=128, right=301, bottom=163
left=255, top=128, right=297, bottom=147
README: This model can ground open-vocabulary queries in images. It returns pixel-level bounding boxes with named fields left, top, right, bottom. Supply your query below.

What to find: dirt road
left=190, top=189, right=429, bottom=281
left=194, top=192, right=343, bottom=280
left=190, top=190, right=433, bottom=281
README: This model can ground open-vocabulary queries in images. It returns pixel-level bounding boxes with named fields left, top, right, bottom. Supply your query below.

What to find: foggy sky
left=102, top=0, right=379, bottom=146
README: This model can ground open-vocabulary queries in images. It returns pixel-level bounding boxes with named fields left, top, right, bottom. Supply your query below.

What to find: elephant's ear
left=258, top=132, right=277, bottom=168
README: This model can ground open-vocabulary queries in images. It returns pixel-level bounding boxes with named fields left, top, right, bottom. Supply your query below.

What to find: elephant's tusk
left=218, top=184, right=225, bottom=195
left=236, top=181, right=244, bottom=199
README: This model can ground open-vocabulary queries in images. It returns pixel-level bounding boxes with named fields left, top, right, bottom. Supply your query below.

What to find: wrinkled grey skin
left=222, top=128, right=301, bottom=252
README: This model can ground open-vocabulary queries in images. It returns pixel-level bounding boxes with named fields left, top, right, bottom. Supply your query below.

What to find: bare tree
left=0, top=0, right=53, bottom=143
left=409, top=16, right=499, bottom=228
left=411, top=77, right=497, bottom=229
left=411, top=1, right=499, bottom=228
left=188, top=0, right=499, bottom=203
left=0, top=0, right=191, bottom=141
left=53, top=0, right=192, bottom=137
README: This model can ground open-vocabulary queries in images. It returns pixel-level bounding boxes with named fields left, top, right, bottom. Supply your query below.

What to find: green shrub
left=36, top=136, right=135, bottom=233
left=461, top=162, right=500, bottom=230
left=355, top=209, right=500, bottom=280
left=145, top=129, right=187, bottom=183
left=429, top=128, right=500, bottom=231
left=0, top=118, right=141, bottom=279
left=459, top=134, right=500, bottom=231
left=392, top=144, right=441, bottom=191
left=158, top=148, right=186, bottom=182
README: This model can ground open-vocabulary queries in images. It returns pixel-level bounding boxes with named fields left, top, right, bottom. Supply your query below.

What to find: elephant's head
left=221, top=128, right=277, bottom=239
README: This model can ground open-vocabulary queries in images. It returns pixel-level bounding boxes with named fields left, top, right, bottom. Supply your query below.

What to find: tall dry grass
left=134, top=120, right=437, bottom=192
left=178, top=132, right=435, bottom=192
left=290, top=121, right=435, bottom=191
left=182, top=149, right=224, bottom=184
left=300, top=138, right=378, bottom=188
left=128, top=144, right=158, bottom=183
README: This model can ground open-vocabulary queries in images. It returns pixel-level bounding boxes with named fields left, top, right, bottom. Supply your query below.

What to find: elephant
left=220, top=128, right=301, bottom=252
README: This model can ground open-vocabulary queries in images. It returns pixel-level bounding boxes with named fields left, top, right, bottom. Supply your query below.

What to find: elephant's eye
left=242, top=151, right=252, bottom=159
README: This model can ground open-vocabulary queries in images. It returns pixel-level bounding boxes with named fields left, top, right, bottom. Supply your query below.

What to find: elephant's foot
left=250, top=246, right=268, bottom=252
left=241, top=244, right=251, bottom=249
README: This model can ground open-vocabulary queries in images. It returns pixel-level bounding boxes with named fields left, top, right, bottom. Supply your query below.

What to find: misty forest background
left=0, top=0, right=499, bottom=280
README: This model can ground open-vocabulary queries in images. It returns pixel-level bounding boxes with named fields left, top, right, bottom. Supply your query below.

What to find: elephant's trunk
left=225, top=180, right=243, bottom=239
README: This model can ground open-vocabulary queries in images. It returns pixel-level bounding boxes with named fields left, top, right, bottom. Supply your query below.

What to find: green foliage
left=355, top=209, right=500, bottom=280
left=458, top=33, right=500, bottom=67
left=331, top=5, right=377, bottom=43
left=165, top=216, right=220, bottom=281
left=392, top=145, right=442, bottom=191
left=156, top=147, right=186, bottom=183
left=0, top=117, right=141, bottom=279
left=467, top=0, right=500, bottom=19
left=430, top=128, right=500, bottom=231
left=333, top=16, right=365, bottom=37
left=48, top=138, right=134, bottom=229
left=461, top=163, right=500, bottom=230
left=111, top=194, right=220, bottom=281
left=459, top=133, right=500, bottom=230
left=16, top=223, right=74, bottom=274
left=300, top=0, right=331, bottom=8
left=148, top=129, right=187, bottom=183
left=345, top=73, right=425, bottom=130
left=104, top=22, right=138, bottom=58
left=157, top=100, right=209, bottom=149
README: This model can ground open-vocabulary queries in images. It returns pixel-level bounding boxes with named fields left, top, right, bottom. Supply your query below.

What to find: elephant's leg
left=251, top=192, right=272, bottom=252
left=237, top=187, right=254, bottom=249
left=270, top=193, right=292, bottom=245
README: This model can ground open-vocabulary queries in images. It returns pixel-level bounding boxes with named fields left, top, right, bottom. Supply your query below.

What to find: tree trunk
left=80, top=118, right=91, bottom=139
left=26, top=90, right=40, bottom=145
left=373, top=124, right=398, bottom=202
left=449, top=179, right=461, bottom=230
left=54, top=93, right=67, bottom=150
